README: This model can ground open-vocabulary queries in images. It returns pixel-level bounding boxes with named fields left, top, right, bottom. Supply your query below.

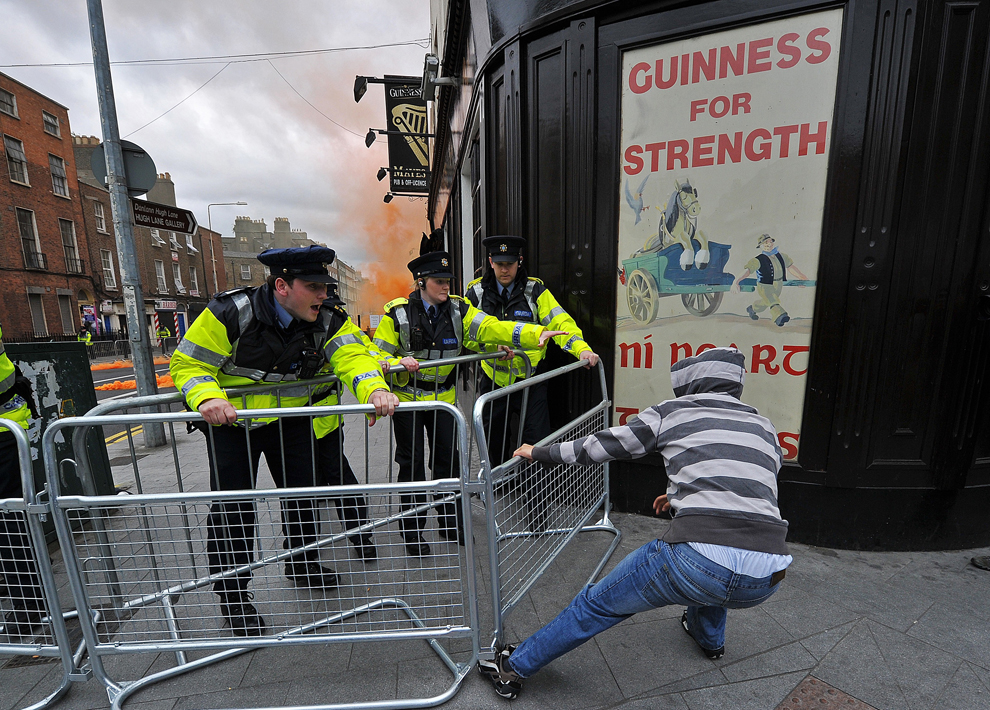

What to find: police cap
left=408, top=250, right=454, bottom=280
left=483, top=235, right=525, bottom=263
left=258, top=245, right=337, bottom=283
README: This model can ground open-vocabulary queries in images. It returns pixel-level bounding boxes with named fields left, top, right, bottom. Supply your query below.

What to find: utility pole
left=86, top=0, right=165, bottom=447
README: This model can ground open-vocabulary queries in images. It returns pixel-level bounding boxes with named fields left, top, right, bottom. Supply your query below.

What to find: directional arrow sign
left=131, top=198, right=198, bottom=235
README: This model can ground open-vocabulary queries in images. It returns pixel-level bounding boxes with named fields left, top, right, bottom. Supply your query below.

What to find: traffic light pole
left=86, top=0, right=165, bottom=448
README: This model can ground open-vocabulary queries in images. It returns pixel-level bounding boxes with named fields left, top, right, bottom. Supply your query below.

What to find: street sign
left=131, top=199, right=198, bottom=235
left=90, top=140, right=158, bottom=197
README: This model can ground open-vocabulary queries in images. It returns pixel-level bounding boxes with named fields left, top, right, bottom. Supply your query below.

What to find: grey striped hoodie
left=531, top=347, right=788, bottom=554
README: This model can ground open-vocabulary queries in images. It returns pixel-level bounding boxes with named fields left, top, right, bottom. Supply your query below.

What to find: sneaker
left=681, top=611, right=724, bottom=660
left=285, top=561, right=340, bottom=589
left=478, top=644, right=523, bottom=699
left=775, top=313, right=790, bottom=327
left=2, top=604, right=44, bottom=638
left=972, top=556, right=990, bottom=571
left=219, top=592, right=265, bottom=637
left=746, top=305, right=759, bottom=320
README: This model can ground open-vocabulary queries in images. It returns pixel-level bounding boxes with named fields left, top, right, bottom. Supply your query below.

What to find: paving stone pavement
left=4, top=407, right=990, bottom=710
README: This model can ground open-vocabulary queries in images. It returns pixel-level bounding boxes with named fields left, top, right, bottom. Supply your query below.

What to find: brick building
left=0, top=72, right=97, bottom=339
left=73, top=136, right=225, bottom=338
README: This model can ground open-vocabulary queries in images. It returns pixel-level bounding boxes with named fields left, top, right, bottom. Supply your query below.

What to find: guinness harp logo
left=391, top=103, right=429, bottom=167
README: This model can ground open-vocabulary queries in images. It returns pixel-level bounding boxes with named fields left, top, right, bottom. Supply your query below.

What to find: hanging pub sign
left=613, top=8, right=844, bottom=460
left=384, top=75, right=430, bottom=194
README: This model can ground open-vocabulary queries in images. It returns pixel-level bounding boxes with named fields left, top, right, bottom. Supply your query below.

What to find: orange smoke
left=95, top=373, right=175, bottom=391
left=361, top=206, right=421, bottom=308
left=91, top=356, right=171, bottom=371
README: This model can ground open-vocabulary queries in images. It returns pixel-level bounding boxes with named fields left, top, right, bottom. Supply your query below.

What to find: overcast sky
left=1, top=0, right=433, bottom=304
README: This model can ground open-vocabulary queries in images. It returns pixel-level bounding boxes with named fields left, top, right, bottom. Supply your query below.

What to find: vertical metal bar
left=86, top=0, right=165, bottom=448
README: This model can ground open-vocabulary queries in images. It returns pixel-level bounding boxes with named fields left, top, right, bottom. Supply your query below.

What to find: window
left=150, top=229, right=166, bottom=247
left=240, top=264, right=252, bottom=280
left=4, top=135, right=29, bottom=184
left=155, top=260, right=168, bottom=293
left=94, top=202, right=107, bottom=232
left=58, top=295, right=74, bottom=334
left=42, top=111, right=60, bottom=137
left=49, top=154, right=68, bottom=197
left=101, top=249, right=117, bottom=289
left=188, top=266, right=199, bottom=295
left=185, top=233, right=198, bottom=253
left=169, top=231, right=182, bottom=249
left=16, top=208, right=45, bottom=269
left=0, top=88, right=16, bottom=118
left=28, top=294, right=46, bottom=335
left=172, top=262, right=186, bottom=293
left=60, top=219, right=83, bottom=273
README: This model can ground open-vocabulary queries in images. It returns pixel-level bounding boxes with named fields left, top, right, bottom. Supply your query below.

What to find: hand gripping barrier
left=1, top=419, right=89, bottom=710
left=44, top=401, right=482, bottom=710
left=472, top=361, right=622, bottom=650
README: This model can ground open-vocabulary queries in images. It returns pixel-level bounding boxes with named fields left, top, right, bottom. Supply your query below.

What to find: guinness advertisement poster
left=613, top=9, right=843, bottom=460
left=384, top=75, right=430, bottom=194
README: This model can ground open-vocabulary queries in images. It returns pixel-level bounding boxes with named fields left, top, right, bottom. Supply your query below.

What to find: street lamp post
left=207, top=202, right=247, bottom=293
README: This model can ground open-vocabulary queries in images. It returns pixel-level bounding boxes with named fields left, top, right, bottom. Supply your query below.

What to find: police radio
left=409, top=325, right=425, bottom=352
left=298, top=347, right=324, bottom=379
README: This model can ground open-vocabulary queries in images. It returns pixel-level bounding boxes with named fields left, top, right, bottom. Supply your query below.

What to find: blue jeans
left=509, top=540, right=783, bottom=677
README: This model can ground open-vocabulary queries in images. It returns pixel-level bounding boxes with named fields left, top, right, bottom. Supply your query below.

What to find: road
left=91, top=361, right=179, bottom=443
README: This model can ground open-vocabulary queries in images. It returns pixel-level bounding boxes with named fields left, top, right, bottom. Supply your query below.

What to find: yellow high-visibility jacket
left=0, top=328, right=31, bottom=431
left=170, top=285, right=388, bottom=427
left=373, top=291, right=545, bottom=403
left=466, top=273, right=591, bottom=385
left=311, top=327, right=385, bottom=438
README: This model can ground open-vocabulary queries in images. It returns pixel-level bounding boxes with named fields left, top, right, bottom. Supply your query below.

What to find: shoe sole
left=478, top=663, right=520, bottom=699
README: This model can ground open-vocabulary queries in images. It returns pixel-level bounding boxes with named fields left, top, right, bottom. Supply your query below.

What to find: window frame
left=16, top=207, right=44, bottom=269
left=4, top=134, right=30, bottom=185
left=240, top=264, right=252, bottom=280
left=172, top=261, right=186, bottom=293
left=0, top=88, right=17, bottom=118
left=42, top=111, right=61, bottom=137
left=154, top=259, right=168, bottom=293
left=94, top=201, right=108, bottom=232
left=59, top=219, right=82, bottom=273
left=49, top=153, right=69, bottom=197
left=185, top=233, right=199, bottom=253
left=150, top=229, right=166, bottom=247
left=101, top=248, right=117, bottom=289
left=188, top=265, right=199, bottom=294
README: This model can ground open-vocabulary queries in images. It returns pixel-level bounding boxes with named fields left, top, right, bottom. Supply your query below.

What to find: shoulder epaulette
left=527, top=277, right=545, bottom=286
left=213, top=286, right=250, bottom=300
left=383, top=297, right=409, bottom=312
left=448, top=294, right=465, bottom=302
left=467, top=277, right=482, bottom=287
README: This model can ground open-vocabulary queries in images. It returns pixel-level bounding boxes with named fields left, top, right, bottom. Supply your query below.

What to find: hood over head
left=670, top=346, right=745, bottom=398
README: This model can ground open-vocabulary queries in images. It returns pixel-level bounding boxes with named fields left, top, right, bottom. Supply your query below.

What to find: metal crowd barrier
left=45, top=401, right=481, bottom=710
left=0, top=419, right=88, bottom=710
left=472, top=360, right=622, bottom=650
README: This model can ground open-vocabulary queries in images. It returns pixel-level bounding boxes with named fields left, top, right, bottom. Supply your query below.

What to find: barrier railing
left=0, top=419, right=88, bottom=710
left=472, top=360, right=622, bottom=649
left=45, top=401, right=481, bottom=710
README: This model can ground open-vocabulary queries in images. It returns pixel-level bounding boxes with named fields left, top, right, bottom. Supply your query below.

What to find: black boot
left=219, top=591, right=265, bottom=637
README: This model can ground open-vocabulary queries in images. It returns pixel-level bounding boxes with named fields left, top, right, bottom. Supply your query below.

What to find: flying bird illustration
left=624, top=174, right=650, bottom=225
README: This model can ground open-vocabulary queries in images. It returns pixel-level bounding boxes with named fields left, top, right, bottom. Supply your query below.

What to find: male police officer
left=156, top=324, right=172, bottom=356
left=466, top=236, right=599, bottom=467
left=0, top=324, right=45, bottom=637
left=171, top=246, right=398, bottom=636
left=373, top=250, right=564, bottom=557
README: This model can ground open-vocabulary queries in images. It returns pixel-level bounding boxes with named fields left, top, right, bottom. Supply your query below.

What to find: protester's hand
left=399, top=356, right=420, bottom=373
left=538, top=330, right=568, bottom=347
left=653, top=494, right=670, bottom=515
left=199, top=398, right=237, bottom=426
left=580, top=351, right=600, bottom=368
left=497, top=345, right=514, bottom=360
left=367, top=389, right=399, bottom=426
left=514, top=443, right=535, bottom=460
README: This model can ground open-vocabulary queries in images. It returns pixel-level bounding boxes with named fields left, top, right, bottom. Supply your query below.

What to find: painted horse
left=636, top=178, right=710, bottom=270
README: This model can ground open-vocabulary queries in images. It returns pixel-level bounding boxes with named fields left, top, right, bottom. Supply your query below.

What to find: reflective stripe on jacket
left=170, top=285, right=387, bottom=426
left=0, top=329, right=30, bottom=431
left=373, top=291, right=545, bottom=403
left=466, top=273, right=591, bottom=385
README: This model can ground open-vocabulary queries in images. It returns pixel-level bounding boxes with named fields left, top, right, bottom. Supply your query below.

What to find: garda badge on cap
left=441, top=258, right=448, bottom=267
left=500, top=244, right=507, bottom=252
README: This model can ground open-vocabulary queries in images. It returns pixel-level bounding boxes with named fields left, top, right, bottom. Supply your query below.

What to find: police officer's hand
left=514, top=444, right=535, bottom=460
left=378, top=360, right=391, bottom=375
left=367, top=388, right=399, bottom=426
left=399, top=356, right=420, bottom=373
left=497, top=345, right=514, bottom=360
left=653, top=495, right=671, bottom=514
left=580, top=351, right=600, bottom=368
left=538, top=330, right=568, bottom=347
left=199, top=398, right=237, bottom=426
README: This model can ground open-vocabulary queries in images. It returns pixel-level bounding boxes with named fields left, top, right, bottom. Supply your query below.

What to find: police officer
left=0, top=324, right=45, bottom=638
left=156, top=323, right=172, bottom=356
left=77, top=324, right=93, bottom=360
left=170, top=246, right=398, bottom=636
left=309, top=287, right=378, bottom=562
left=466, top=236, right=599, bottom=467
left=373, top=250, right=564, bottom=557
